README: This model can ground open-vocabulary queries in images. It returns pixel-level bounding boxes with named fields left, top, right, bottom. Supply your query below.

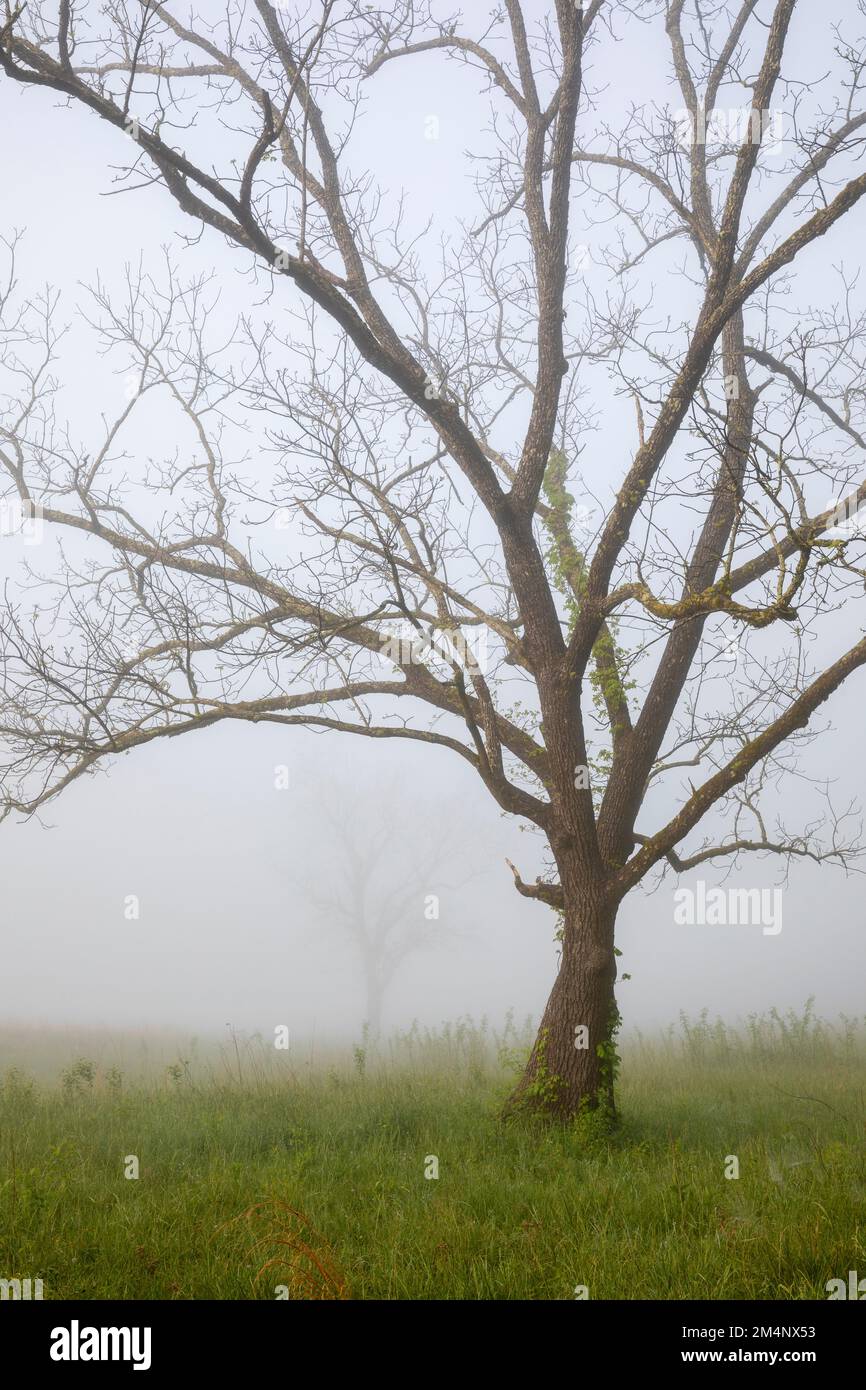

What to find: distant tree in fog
left=296, top=780, right=477, bottom=1038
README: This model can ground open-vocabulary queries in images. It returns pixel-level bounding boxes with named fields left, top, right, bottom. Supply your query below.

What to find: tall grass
left=1, top=1004, right=864, bottom=1300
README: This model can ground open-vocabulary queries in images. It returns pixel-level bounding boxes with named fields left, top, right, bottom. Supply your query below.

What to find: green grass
left=1, top=1006, right=864, bottom=1299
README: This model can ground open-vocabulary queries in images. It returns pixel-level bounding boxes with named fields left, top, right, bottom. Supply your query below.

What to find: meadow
left=1, top=1004, right=864, bottom=1300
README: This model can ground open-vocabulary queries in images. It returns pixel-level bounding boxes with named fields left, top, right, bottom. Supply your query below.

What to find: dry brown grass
left=215, top=1197, right=349, bottom=1300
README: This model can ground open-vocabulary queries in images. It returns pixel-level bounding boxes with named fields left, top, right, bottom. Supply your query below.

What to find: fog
left=1, top=2, right=864, bottom=1056
left=2, top=718, right=864, bottom=1044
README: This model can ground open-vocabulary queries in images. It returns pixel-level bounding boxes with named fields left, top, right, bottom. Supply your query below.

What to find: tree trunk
left=364, top=972, right=384, bottom=1041
left=506, top=889, right=619, bottom=1121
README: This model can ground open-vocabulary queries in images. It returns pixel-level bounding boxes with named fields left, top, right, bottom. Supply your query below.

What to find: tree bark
left=506, top=878, right=619, bottom=1121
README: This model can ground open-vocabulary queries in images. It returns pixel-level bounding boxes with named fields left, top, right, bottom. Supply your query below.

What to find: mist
left=1, top=0, right=864, bottom=1060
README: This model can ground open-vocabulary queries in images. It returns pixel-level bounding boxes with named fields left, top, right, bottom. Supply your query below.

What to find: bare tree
left=293, top=778, right=477, bottom=1038
left=1, top=1, right=866, bottom=1118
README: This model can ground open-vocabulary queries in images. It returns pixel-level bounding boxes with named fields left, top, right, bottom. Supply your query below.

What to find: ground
left=0, top=1009, right=863, bottom=1300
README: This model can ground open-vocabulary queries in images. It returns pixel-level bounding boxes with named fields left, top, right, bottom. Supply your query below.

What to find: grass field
left=1, top=1005, right=864, bottom=1300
